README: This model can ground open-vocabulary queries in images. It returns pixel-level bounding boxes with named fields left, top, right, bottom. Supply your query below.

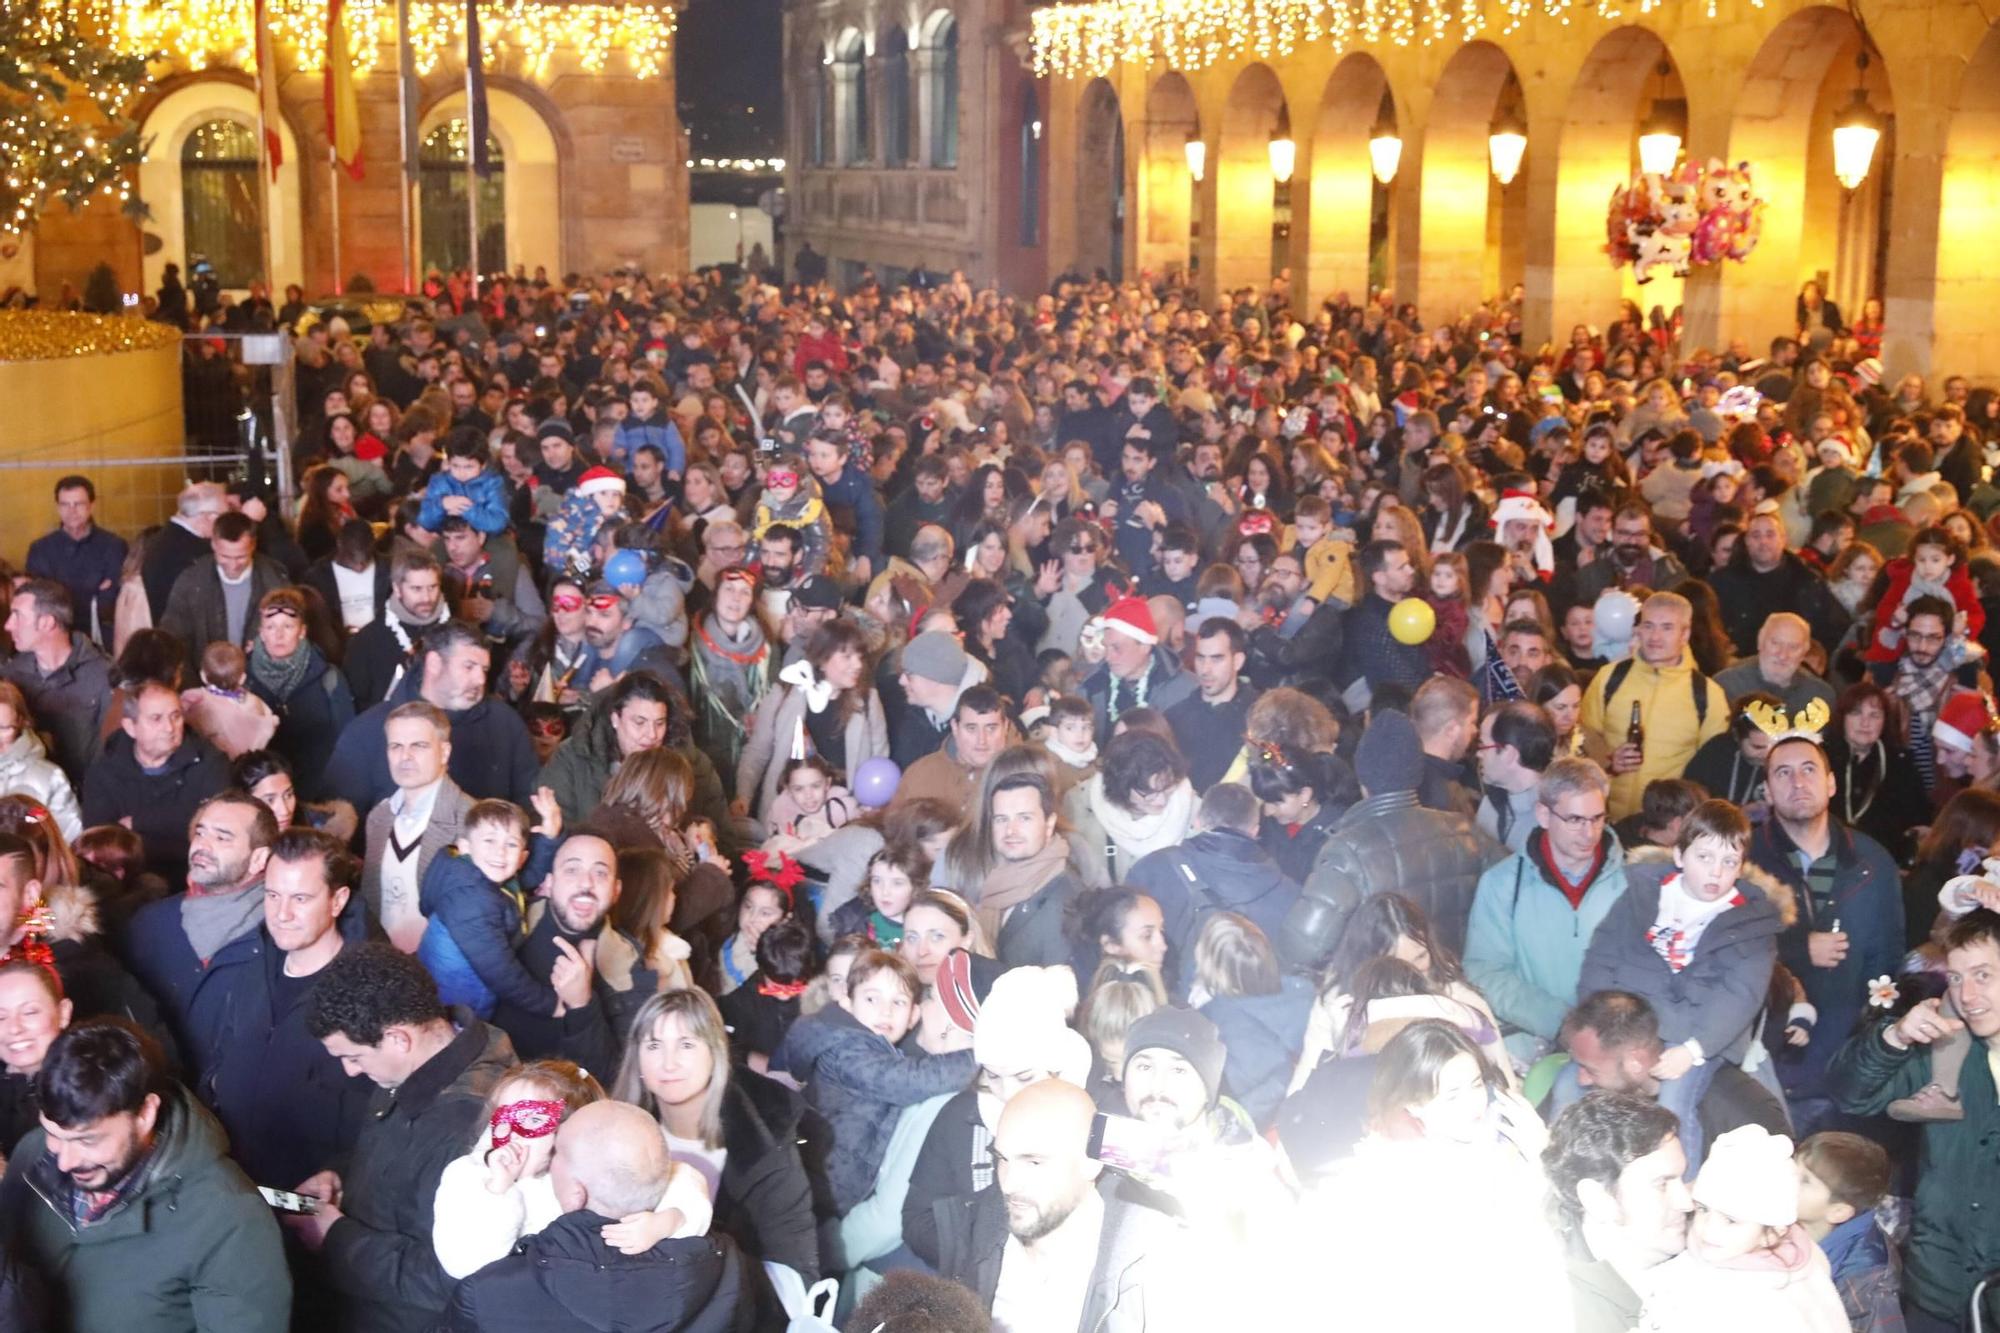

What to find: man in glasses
left=1465, top=756, right=1629, bottom=1070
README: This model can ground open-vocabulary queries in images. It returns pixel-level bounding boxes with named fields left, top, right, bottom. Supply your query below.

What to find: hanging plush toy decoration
left=1607, top=159, right=1765, bottom=280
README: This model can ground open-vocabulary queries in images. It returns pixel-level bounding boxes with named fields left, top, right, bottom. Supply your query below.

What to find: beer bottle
left=1627, top=701, right=1645, bottom=754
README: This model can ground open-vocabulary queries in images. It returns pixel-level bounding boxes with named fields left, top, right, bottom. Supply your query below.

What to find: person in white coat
left=0, top=682, right=83, bottom=840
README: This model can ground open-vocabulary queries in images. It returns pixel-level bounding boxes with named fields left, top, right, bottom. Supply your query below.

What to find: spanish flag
left=254, top=0, right=282, bottom=181
left=326, top=0, right=364, bottom=180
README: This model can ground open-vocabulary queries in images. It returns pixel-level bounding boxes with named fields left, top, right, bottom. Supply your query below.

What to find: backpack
left=1598, top=656, right=1711, bottom=729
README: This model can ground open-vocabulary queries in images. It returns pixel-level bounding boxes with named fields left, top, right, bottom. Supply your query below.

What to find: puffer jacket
left=1575, top=647, right=1730, bottom=820
left=1464, top=832, right=1630, bottom=1061
left=777, top=1002, right=974, bottom=1214
left=1577, top=848, right=1793, bottom=1064
left=1203, top=973, right=1315, bottom=1129
left=0, top=1084, right=289, bottom=1332
left=1281, top=791, right=1504, bottom=972
left=0, top=728, right=81, bottom=839
left=2, top=631, right=111, bottom=782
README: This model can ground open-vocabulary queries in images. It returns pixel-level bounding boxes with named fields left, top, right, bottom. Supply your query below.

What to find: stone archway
left=1137, top=72, right=1199, bottom=282
left=1935, top=24, right=2000, bottom=380
left=1409, top=41, right=1523, bottom=320
left=1300, top=53, right=1393, bottom=309
left=1074, top=78, right=1125, bottom=281
left=1536, top=26, right=1685, bottom=336
left=1689, top=5, right=1887, bottom=352
left=1206, top=62, right=1288, bottom=298
left=420, top=85, right=563, bottom=276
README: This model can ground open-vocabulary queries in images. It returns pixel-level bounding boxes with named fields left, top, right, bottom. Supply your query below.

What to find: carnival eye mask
left=767, top=469, right=799, bottom=489
left=489, top=1098, right=565, bottom=1148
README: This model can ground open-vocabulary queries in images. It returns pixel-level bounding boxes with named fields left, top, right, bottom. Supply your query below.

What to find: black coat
left=1707, top=551, right=1851, bottom=658
left=713, top=1071, right=820, bottom=1282
left=140, top=520, right=212, bottom=623
left=437, top=1212, right=754, bottom=1333
left=203, top=913, right=376, bottom=1190
left=320, top=1015, right=515, bottom=1333
left=303, top=556, right=392, bottom=636
left=489, top=908, right=656, bottom=1075
left=323, top=672, right=541, bottom=814
left=344, top=617, right=423, bottom=713
left=245, top=645, right=356, bottom=801
left=900, top=1086, right=982, bottom=1266
left=79, top=732, right=231, bottom=880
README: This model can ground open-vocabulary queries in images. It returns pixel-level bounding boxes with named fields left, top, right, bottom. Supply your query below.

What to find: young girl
left=1423, top=551, right=1472, bottom=679
left=717, top=865, right=796, bottom=996
left=431, top=1060, right=712, bottom=1280
left=1640, top=1125, right=1849, bottom=1332
left=762, top=755, right=855, bottom=852
left=827, top=840, right=928, bottom=947
left=1864, top=525, right=1986, bottom=666
left=1078, top=960, right=1167, bottom=1112
left=543, top=466, right=629, bottom=576
left=1195, top=913, right=1315, bottom=1128
left=750, top=455, right=833, bottom=574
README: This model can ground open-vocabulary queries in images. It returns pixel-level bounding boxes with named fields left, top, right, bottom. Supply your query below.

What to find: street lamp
left=1636, top=61, right=1684, bottom=176
left=1184, top=132, right=1206, bottom=182
left=1488, top=105, right=1527, bottom=186
left=1369, top=120, right=1402, bottom=184
left=1268, top=110, right=1295, bottom=184
left=1832, top=51, right=1883, bottom=190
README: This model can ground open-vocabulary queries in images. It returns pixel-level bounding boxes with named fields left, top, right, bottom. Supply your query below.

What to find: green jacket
left=0, top=1083, right=289, bottom=1332
left=538, top=691, right=731, bottom=838
left=1834, top=1019, right=2000, bottom=1323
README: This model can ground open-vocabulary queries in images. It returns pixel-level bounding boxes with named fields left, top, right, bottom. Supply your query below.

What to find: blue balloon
left=604, top=548, right=649, bottom=589
left=853, top=756, right=902, bottom=808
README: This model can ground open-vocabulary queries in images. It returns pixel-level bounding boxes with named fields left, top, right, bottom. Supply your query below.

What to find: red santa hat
left=576, top=466, right=626, bottom=497
left=1934, top=691, right=1999, bottom=755
left=1490, top=489, right=1555, bottom=579
left=1096, top=595, right=1158, bottom=646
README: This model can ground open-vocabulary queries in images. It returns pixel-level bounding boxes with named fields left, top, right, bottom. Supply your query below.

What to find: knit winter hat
left=1934, top=691, right=1998, bottom=754
left=1854, top=357, right=1884, bottom=388
left=1097, top=595, right=1158, bottom=646
left=974, top=965, right=1091, bottom=1085
left=902, top=631, right=969, bottom=687
left=536, top=419, right=576, bottom=445
left=1122, top=1007, right=1226, bottom=1107
left=936, top=948, right=998, bottom=1036
left=1354, top=709, right=1423, bottom=796
left=1692, top=1124, right=1799, bottom=1227
left=577, top=466, right=626, bottom=497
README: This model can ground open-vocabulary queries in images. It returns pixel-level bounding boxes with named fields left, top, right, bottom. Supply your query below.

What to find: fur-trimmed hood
left=42, top=881, right=99, bottom=945
left=1623, top=844, right=1799, bottom=929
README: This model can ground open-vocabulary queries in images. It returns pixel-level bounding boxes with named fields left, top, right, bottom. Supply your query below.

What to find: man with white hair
left=142, top=480, right=228, bottom=620
left=1715, top=612, right=1837, bottom=716
left=438, top=1100, right=754, bottom=1331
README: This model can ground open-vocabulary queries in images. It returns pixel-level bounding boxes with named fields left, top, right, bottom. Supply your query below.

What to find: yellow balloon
left=1389, top=596, right=1436, bottom=646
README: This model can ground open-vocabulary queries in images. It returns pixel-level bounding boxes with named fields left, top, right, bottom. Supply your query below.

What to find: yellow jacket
left=1287, top=530, right=1357, bottom=607
left=1578, top=648, right=1730, bottom=820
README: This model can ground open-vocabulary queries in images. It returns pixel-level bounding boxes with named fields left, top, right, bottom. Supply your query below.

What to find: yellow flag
left=325, top=0, right=364, bottom=179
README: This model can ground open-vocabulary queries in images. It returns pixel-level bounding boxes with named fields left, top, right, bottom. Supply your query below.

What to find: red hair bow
left=742, top=849, right=805, bottom=902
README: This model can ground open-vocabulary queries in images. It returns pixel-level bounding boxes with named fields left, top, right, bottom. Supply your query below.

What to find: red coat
left=792, top=330, right=850, bottom=379
left=1863, top=554, right=1984, bottom=661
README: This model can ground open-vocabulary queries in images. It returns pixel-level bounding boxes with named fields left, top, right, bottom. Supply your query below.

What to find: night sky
left=676, top=0, right=785, bottom=158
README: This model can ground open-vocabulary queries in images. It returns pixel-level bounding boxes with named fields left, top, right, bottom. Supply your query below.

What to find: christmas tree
left=0, top=0, right=152, bottom=236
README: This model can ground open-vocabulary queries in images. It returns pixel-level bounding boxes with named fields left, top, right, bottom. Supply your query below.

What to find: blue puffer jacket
left=415, top=835, right=559, bottom=1018
left=1577, top=847, right=1793, bottom=1064
left=1203, top=973, right=1315, bottom=1129
left=778, top=1002, right=974, bottom=1214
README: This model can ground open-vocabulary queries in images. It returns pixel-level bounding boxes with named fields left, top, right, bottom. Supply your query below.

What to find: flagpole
left=398, top=0, right=418, bottom=290
left=252, top=0, right=278, bottom=293
left=464, top=1, right=480, bottom=300
left=330, top=147, right=345, bottom=296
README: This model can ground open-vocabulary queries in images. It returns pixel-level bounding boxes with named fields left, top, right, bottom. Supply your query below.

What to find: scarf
left=1646, top=872, right=1743, bottom=972
left=1088, top=774, right=1197, bottom=871
left=1045, top=736, right=1098, bottom=769
left=180, top=882, right=267, bottom=965
left=973, top=833, right=1072, bottom=943
left=1890, top=655, right=1952, bottom=791
left=248, top=638, right=313, bottom=701
left=384, top=593, right=447, bottom=653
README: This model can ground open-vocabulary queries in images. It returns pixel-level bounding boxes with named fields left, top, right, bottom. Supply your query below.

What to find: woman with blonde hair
left=614, top=987, right=820, bottom=1279
left=1078, top=959, right=1166, bottom=1110
left=1195, top=912, right=1315, bottom=1127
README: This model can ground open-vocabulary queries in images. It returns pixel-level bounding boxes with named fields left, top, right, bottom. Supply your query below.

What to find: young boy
left=416, top=792, right=563, bottom=1018
left=420, top=427, right=512, bottom=535
left=778, top=949, right=974, bottom=1213
left=1796, top=1131, right=1903, bottom=1332
left=1288, top=495, right=1357, bottom=608
left=1141, top=523, right=1202, bottom=611
left=751, top=454, right=833, bottom=574
left=1043, top=693, right=1099, bottom=778
left=1578, top=799, right=1788, bottom=1174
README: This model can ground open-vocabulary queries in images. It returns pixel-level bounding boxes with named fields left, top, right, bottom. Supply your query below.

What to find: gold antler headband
left=1744, top=698, right=1830, bottom=745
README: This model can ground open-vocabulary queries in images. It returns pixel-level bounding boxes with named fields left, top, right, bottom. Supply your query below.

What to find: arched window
left=881, top=27, right=910, bottom=166
left=1019, top=82, right=1041, bottom=246
left=810, top=62, right=832, bottom=166
left=925, top=14, right=958, bottom=168
left=418, top=118, right=506, bottom=275
left=834, top=30, right=869, bottom=166
left=180, top=119, right=262, bottom=289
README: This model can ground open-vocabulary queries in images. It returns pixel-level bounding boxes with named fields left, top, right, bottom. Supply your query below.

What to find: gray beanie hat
left=901, top=630, right=968, bottom=687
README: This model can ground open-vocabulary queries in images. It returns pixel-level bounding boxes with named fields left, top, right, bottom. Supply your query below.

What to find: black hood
left=525, top=1212, right=732, bottom=1332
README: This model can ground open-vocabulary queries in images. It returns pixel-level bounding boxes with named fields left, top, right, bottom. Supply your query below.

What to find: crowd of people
left=0, top=256, right=1991, bottom=1331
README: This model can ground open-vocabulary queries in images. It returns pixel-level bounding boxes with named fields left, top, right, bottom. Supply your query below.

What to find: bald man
left=936, top=1080, right=1187, bottom=1331
left=438, top=1102, right=753, bottom=1332
left=1715, top=611, right=1837, bottom=716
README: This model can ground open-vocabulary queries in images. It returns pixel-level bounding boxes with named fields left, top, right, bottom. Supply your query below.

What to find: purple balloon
left=853, top=756, right=901, bottom=808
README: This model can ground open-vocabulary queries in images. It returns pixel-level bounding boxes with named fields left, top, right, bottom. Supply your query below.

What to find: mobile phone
left=1087, top=1112, right=1171, bottom=1177
left=259, top=1186, right=320, bottom=1215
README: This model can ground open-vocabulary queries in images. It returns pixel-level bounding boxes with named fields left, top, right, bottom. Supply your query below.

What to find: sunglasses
left=262, top=605, right=301, bottom=620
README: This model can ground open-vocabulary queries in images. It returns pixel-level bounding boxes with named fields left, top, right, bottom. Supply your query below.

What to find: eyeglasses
left=1543, top=808, right=1607, bottom=830
left=1067, top=544, right=1096, bottom=556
